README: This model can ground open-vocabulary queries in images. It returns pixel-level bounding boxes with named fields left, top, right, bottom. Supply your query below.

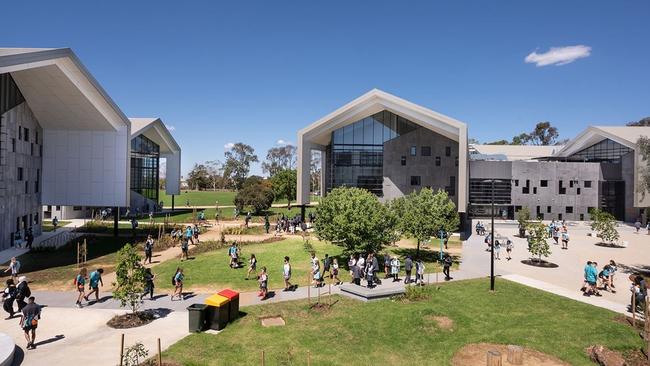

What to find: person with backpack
left=443, top=254, right=453, bottom=281
left=141, top=268, right=155, bottom=301
left=180, top=237, right=189, bottom=261
left=52, top=216, right=58, bottom=232
left=19, top=296, right=40, bottom=350
left=171, top=267, right=184, bottom=301
left=74, top=268, right=88, bottom=308
left=258, top=267, right=268, bottom=300
left=246, top=254, right=257, bottom=280
left=15, top=276, right=30, bottom=312
left=2, top=279, right=17, bottom=319
left=144, top=235, right=154, bottom=264
left=85, top=268, right=104, bottom=302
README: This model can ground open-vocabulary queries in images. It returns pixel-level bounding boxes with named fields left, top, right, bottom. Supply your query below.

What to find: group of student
left=73, top=267, right=105, bottom=308
left=581, top=260, right=617, bottom=297
left=633, top=219, right=650, bottom=234
left=548, top=220, right=570, bottom=249
left=348, top=252, right=433, bottom=288
left=170, top=225, right=201, bottom=261
left=483, top=233, right=514, bottom=261
left=275, top=214, right=306, bottom=235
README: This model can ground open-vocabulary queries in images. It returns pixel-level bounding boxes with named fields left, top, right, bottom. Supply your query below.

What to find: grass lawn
left=0, top=235, right=139, bottom=289
left=153, top=238, right=454, bottom=292
left=163, top=278, right=643, bottom=366
left=159, top=189, right=320, bottom=207
left=41, top=220, right=72, bottom=232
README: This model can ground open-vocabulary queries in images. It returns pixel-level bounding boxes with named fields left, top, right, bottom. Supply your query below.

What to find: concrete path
left=0, top=220, right=84, bottom=265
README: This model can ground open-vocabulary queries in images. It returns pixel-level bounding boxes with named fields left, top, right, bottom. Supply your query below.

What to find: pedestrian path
left=0, top=220, right=84, bottom=264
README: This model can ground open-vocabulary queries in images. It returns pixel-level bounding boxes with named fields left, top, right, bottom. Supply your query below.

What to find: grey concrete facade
left=383, top=127, right=459, bottom=206
left=0, top=102, right=43, bottom=249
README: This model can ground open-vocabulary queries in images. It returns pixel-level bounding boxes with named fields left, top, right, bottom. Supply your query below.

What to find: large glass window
left=130, top=134, right=160, bottom=203
left=327, top=110, right=418, bottom=196
left=567, top=138, right=632, bottom=163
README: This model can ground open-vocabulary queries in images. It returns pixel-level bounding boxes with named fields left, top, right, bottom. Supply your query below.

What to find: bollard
left=157, top=338, right=162, bottom=366
left=119, top=333, right=125, bottom=366
left=261, top=350, right=265, bottom=366
left=307, top=350, right=311, bottom=366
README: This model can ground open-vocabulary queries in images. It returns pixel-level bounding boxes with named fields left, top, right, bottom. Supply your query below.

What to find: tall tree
left=233, top=180, right=274, bottom=214
left=315, top=187, right=397, bottom=254
left=627, top=117, right=650, bottom=126
left=637, top=136, right=650, bottom=200
left=393, top=188, right=459, bottom=259
left=262, top=145, right=296, bottom=177
left=186, top=163, right=210, bottom=190
left=205, top=160, right=224, bottom=191
left=271, top=169, right=297, bottom=208
left=511, top=133, right=530, bottom=145
left=310, top=151, right=322, bottom=195
left=223, top=143, right=258, bottom=190
left=527, top=121, right=559, bottom=145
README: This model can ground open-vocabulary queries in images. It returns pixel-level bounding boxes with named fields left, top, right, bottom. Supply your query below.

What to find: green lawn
left=41, top=220, right=72, bottom=232
left=153, top=238, right=454, bottom=292
left=159, top=189, right=320, bottom=207
left=163, top=278, right=643, bottom=365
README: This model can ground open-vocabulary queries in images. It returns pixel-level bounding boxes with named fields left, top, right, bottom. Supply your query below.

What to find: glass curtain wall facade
left=326, top=110, right=418, bottom=196
left=566, top=138, right=632, bottom=163
left=130, top=135, right=160, bottom=203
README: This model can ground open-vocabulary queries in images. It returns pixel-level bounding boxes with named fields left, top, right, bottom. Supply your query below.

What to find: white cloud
left=224, top=142, right=235, bottom=150
left=165, top=124, right=176, bottom=132
left=276, top=139, right=292, bottom=145
left=525, top=45, right=591, bottom=67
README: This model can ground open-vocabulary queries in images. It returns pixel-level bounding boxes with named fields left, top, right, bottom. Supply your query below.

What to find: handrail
left=36, top=229, right=80, bottom=250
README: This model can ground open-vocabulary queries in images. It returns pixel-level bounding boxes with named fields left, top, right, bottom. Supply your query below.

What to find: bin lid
left=187, top=303, right=208, bottom=310
left=218, top=288, right=240, bottom=300
left=205, top=294, right=229, bottom=307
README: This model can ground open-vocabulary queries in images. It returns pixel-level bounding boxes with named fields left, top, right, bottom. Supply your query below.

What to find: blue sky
left=2, top=1, right=649, bottom=176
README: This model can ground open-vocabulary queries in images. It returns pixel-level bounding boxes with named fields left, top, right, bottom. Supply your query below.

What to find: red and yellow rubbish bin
left=205, top=294, right=229, bottom=330
left=218, top=289, right=240, bottom=322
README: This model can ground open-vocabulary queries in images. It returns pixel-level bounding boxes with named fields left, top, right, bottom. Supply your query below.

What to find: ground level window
left=584, top=180, right=592, bottom=188
left=401, top=156, right=406, bottom=166
left=410, top=176, right=421, bottom=186
left=547, top=206, right=551, bottom=213
left=566, top=206, right=573, bottom=214
left=435, top=157, right=441, bottom=166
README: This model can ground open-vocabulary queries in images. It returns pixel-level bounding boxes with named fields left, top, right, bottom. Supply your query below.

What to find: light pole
left=483, top=179, right=503, bottom=292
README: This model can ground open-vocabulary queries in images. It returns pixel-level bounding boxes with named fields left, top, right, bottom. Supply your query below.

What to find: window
left=566, top=138, right=632, bottom=163
left=410, top=176, right=421, bottom=186
left=435, top=157, right=441, bottom=166
left=12, top=138, right=16, bottom=152
left=522, top=179, right=530, bottom=194
left=558, top=180, right=566, bottom=195
left=547, top=206, right=551, bottom=213
left=30, top=143, right=34, bottom=156
left=55, top=206, right=61, bottom=211
left=584, top=180, right=592, bottom=188
left=73, top=206, right=82, bottom=211
left=445, top=146, right=451, bottom=157
left=35, top=169, right=39, bottom=193
left=39, top=145, right=42, bottom=157
left=17, top=167, right=23, bottom=181
left=446, top=176, right=456, bottom=196
left=33, top=213, right=38, bottom=225
left=455, top=156, right=459, bottom=167
left=18, top=126, right=22, bottom=140
left=410, top=146, right=417, bottom=156
left=421, top=146, right=431, bottom=156
left=558, top=213, right=563, bottom=221
left=25, top=181, right=28, bottom=194
left=577, top=188, right=581, bottom=195
left=540, top=180, right=548, bottom=187
left=533, top=187, right=537, bottom=194
left=400, top=156, right=406, bottom=166
left=569, top=180, right=575, bottom=188
left=566, top=206, right=573, bottom=214
left=23, top=128, right=29, bottom=142
left=514, top=179, right=519, bottom=187
left=580, top=214, right=584, bottom=221
left=35, top=130, right=38, bottom=144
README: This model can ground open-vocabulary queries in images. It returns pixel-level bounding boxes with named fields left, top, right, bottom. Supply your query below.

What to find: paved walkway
left=0, top=220, right=85, bottom=265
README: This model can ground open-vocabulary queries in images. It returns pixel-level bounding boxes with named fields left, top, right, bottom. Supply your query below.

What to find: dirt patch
left=452, top=343, right=570, bottom=366
left=622, top=349, right=650, bottom=366
left=521, top=259, right=559, bottom=268
left=107, top=311, right=155, bottom=329
left=613, top=314, right=645, bottom=332
left=426, top=315, right=454, bottom=330
left=260, top=315, right=285, bottom=327
left=309, top=303, right=333, bottom=312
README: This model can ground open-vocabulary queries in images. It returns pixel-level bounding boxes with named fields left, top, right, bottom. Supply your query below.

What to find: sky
left=2, top=1, right=649, bottom=176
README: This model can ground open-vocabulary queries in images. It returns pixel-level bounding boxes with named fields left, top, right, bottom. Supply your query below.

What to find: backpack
left=171, top=274, right=177, bottom=286
left=23, top=313, right=37, bottom=329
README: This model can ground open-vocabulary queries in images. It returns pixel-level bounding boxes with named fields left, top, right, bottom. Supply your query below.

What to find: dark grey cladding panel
left=600, top=162, right=622, bottom=180
left=469, top=160, right=512, bottom=179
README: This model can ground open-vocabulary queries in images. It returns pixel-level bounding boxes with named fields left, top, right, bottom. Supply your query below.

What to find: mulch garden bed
left=521, top=259, right=559, bottom=268
left=452, top=343, right=570, bottom=366
left=107, top=311, right=156, bottom=329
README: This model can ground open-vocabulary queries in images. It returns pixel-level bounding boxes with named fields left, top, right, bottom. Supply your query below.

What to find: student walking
left=311, top=254, right=322, bottom=288
left=141, top=268, right=155, bottom=300
left=180, top=237, right=189, bottom=261
left=4, top=257, right=21, bottom=281
left=322, top=254, right=331, bottom=279
left=171, top=267, right=184, bottom=301
left=258, top=267, right=268, bottom=300
left=390, top=256, right=400, bottom=282
left=404, top=256, right=413, bottom=284
left=416, top=259, right=425, bottom=286
left=493, top=240, right=501, bottom=260
left=15, top=276, right=30, bottom=312
left=228, top=243, right=239, bottom=268
left=443, top=254, right=453, bottom=281
left=351, top=260, right=361, bottom=286
left=634, top=219, right=642, bottom=233
left=2, top=279, right=16, bottom=319
left=384, top=253, right=391, bottom=279
left=74, top=268, right=87, bottom=308
left=144, top=235, right=154, bottom=264
left=505, top=239, right=513, bottom=260
left=84, top=268, right=104, bottom=302
left=331, top=258, right=341, bottom=285
left=552, top=227, right=560, bottom=245
left=19, top=296, right=40, bottom=350
left=246, top=254, right=257, bottom=280
left=365, top=254, right=376, bottom=288
left=561, top=228, right=570, bottom=250
left=283, top=256, right=292, bottom=291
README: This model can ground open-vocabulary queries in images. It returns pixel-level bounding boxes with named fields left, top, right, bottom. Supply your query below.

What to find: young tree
left=113, top=244, right=146, bottom=314
left=261, top=145, right=296, bottom=177
left=270, top=169, right=296, bottom=208
left=516, top=207, right=531, bottom=237
left=394, top=188, right=459, bottom=259
left=233, top=180, right=275, bottom=214
left=223, top=143, right=258, bottom=190
left=637, top=136, right=650, bottom=200
left=315, top=187, right=397, bottom=254
left=526, top=222, right=551, bottom=262
left=590, top=208, right=620, bottom=244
